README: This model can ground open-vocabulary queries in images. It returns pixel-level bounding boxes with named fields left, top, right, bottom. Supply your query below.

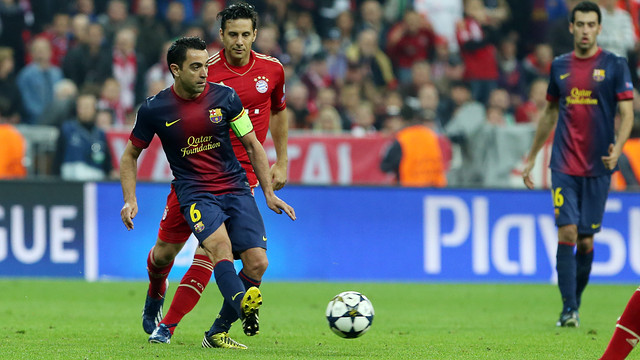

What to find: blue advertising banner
left=0, top=181, right=91, bottom=278
left=95, top=183, right=640, bottom=283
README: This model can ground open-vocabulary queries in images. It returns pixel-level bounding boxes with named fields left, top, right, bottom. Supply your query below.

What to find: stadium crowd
left=0, top=0, right=639, bottom=188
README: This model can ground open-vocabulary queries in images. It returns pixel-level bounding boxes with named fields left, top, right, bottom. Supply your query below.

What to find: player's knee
left=245, top=257, right=268, bottom=277
left=558, top=225, right=578, bottom=243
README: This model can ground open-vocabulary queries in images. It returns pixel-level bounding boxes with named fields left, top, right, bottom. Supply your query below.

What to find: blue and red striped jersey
left=130, top=82, right=250, bottom=195
left=547, top=48, right=634, bottom=177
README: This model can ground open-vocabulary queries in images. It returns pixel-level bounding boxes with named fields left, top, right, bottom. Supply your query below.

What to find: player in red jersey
left=146, top=3, right=290, bottom=349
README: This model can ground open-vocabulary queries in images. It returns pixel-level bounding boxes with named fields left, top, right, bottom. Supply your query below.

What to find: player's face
left=220, top=18, right=256, bottom=65
left=570, top=11, right=601, bottom=53
left=174, top=49, right=209, bottom=97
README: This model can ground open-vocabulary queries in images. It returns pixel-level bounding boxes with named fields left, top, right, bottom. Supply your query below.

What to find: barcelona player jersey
left=547, top=48, right=634, bottom=177
left=130, top=82, right=250, bottom=196
left=206, top=50, right=286, bottom=169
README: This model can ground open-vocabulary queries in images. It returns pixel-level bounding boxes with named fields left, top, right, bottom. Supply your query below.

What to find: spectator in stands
left=144, top=41, right=173, bottom=96
left=0, top=0, right=29, bottom=70
left=73, top=0, right=98, bottom=22
left=283, top=36, right=307, bottom=79
left=312, top=105, right=343, bottom=134
left=0, top=101, right=26, bottom=178
left=598, top=0, right=637, bottom=58
left=0, top=47, right=22, bottom=124
left=63, top=22, right=112, bottom=89
left=346, top=28, right=397, bottom=90
left=70, top=14, right=90, bottom=46
left=197, top=0, right=223, bottom=48
left=323, top=28, right=348, bottom=87
left=357, top=0, right=389, bottom=49
left=547, top=0, right=581, bottom=56
left=284, top=11, right=323, bottom=59
left=54, top=92, right=115, bottom=180
left=497, top=33, right=526, bottom=105
left=456, top=0, right=500, bottom=105
left=351, top=101, right=378, bottom=136
left=98, top=0, right=136, bottom=44
left=39, top=13, right=72, bottom=67
left=337, top=83, right=362, bottom=130
left=98, top=77, right=126, bottom=128
left=486, top=87, right=515, bottom=125
left=416, top=83, right=447, bottom=131
left=522, top=43, right=553, bottom=86
left=300, top=52, right=332, bottom=103
left=315, top=0, right=351, bottom=38
left=111, top=27, right=142, bottom=124
left=335, top=10, right=356, bottom=49
left=314, top=87, right=338, bottom=110
left=400, top=60, right=433, bottom=103
left=164, top=1, right=188, bottom=40
left=135, top=0, right=167, bottom=77
left=37, top=79, right=77, bottom=127
left=431, top=35, right=464, bottom=95
left=386, top=9, right=437, bottom=84
left=287, top=82, right=311, bottom=129
left=515, top=78, right=548, bottom=124
left=414, top=0, right=464, bottom=54
left=17, top=37, right=63, bottom=124
left=254, top=23, right=284, bottom=60
left=380, top=107, right=447, bottom=187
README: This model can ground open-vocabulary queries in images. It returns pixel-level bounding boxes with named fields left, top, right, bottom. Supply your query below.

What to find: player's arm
left=120, top=141, right=144, bottom=230
left=522, top=100, right=559, bottom=189
left=269, top=109, right=288, bottom=191
left=232, top=110, right=296, bottom=221
left=603, top=100, right=634, bottom=170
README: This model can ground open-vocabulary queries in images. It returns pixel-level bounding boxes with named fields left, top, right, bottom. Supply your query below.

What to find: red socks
left=160, top=254, right=213, bottom=334
left=601, top=288, right=640, bottom=360
left=146, top=247, right=173, bottom=299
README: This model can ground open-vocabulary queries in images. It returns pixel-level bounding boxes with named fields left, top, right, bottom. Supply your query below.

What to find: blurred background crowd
left=0, top=0, right=639, bottom=189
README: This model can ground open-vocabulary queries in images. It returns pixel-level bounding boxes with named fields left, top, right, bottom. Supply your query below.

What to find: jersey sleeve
left=227, top=88, right=253, bottom=137
left=270, top=63, right=287, bottom=112
left=614, top=56, right=634, bottom=101
left=129, top=102, right=155, bottom=149
left=546, top=60, right=560, bottom=102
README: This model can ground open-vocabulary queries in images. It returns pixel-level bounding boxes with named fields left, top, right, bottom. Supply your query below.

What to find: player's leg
left=575, top=234, right=594, bottom=309
left=208, top=247, right=267, bottom=336
left=600, top=287, right=640, bottom=360
left=551, top=171, right=580, bottom=327
left=150, top=246, right=212, bottom=342
left=575, top=174, right=610, bottom=310
left=145, top=188, right=191, bottom=337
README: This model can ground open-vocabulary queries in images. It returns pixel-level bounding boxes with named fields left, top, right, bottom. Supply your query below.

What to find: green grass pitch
left=1, top=279, right=637, bottom=359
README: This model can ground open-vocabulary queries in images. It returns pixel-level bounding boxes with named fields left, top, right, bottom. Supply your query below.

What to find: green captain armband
left=230, top=110, right=253, bottom=137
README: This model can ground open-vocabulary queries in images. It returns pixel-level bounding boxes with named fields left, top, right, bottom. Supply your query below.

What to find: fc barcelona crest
left=209, top=108, right=223, bottom=123
left=592, top=69, right=605, bottom=82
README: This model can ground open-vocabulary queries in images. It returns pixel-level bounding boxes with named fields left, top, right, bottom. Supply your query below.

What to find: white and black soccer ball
left=325, top=291, right=374, bottom=338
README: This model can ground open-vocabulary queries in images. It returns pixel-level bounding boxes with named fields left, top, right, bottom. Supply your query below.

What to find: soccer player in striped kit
left=522, top=1, right=634, bottom=328
left=145, top=3, right=291, bottom=349
left=119, top=36, right=295, bottom=347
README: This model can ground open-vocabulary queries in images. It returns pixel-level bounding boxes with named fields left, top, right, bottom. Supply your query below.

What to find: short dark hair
left=571, top=1, right=601, bottom=24
left=166, top=36, right=207, bottom=76
left=217, top=2, right=258, bottom=33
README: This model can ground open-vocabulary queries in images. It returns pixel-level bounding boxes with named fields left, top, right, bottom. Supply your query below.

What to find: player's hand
left=121, top=201, right=138, bottom=230
left=265, top=194, right=296, bottom=221
left=270, top=162, right=287, bottom=191
left=522, top=159, right=535, bottom=190
left=601, top=143, right=620, bottom=170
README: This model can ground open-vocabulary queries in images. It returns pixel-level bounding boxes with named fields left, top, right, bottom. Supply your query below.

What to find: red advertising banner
left=106, top=131, right=396, bottom=185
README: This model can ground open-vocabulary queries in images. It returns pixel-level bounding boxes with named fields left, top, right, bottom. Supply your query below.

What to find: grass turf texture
left=1, top=280, right=636, bottom=359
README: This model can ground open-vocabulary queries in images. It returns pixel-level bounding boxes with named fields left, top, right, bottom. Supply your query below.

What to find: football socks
left=147, top=247, right=173, bottom=299
left=209, top=269, right=262, bottom=335
left=556, top=242, right=578, bottom=311
left=213, top=260, right=246, bottom=317
left=576, top=248, right=594, bottom=309
left=600, top=288, right=640, bottom=360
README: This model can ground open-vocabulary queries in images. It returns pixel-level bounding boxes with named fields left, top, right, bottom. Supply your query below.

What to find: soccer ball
left=325, top=291, right=374, bottom=338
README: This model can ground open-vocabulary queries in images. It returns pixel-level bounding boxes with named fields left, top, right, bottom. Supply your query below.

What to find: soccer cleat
left=148, top=323, right=172, bottom=344
left=202, top=332, right=248, bottom=349
left=241, top=286, right=262, bottom=336
left=556, top=309, right=580, bottom=327
left=142, top=280, right=168, bottom=334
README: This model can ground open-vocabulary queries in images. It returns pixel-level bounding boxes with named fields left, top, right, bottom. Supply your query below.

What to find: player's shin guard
left=556, top=242, right=578, bottom=311
left=600, top=288, right=640, bottom=360
left=213, top=260, right=246, bottom=317
left=576, top=249, right=594, bottom=309
left=147, top=247, right=173, bottom=299
left=161, top=254, right=213, bottom=334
